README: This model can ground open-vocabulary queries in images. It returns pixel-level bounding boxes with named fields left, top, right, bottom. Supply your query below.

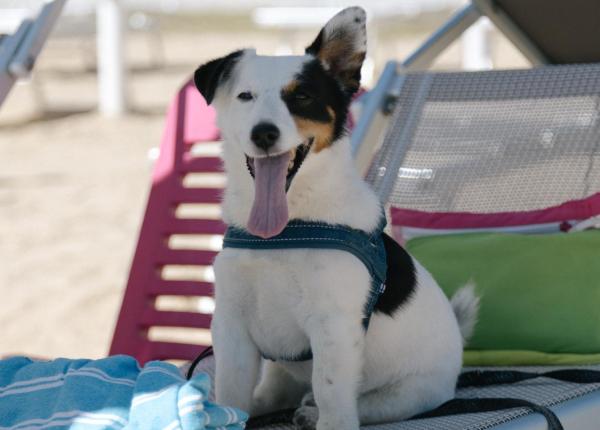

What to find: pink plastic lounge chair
left=110, top=80, right=223, bottom=364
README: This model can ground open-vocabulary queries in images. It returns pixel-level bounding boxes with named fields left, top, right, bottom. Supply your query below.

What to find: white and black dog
left=193, top=7, right=478, bottom=430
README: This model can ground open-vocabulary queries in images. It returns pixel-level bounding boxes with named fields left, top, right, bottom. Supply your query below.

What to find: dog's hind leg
left=357, top=372, right=456, bottom=425
left=251, top=360, right=310, bottom=416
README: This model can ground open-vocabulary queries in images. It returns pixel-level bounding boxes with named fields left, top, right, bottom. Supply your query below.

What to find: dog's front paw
left=293, top=396, right=318, bottom=430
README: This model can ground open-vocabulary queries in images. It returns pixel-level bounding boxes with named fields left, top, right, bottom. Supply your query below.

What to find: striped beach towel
left=0, top=356, right=247, bottom=430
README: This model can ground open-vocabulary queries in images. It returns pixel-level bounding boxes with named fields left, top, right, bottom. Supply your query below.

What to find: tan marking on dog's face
left=292, top=106, right=336, bottom=153
left=282, top=80, right=299, bottom=95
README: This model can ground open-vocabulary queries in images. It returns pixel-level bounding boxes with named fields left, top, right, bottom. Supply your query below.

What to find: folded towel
left=0, top=355, right=247, bottom=430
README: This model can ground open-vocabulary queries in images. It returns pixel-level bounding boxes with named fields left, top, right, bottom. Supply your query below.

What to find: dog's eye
left=294, top=91, right=312, bottom=101
left=237, top=91, right=254, bottom=101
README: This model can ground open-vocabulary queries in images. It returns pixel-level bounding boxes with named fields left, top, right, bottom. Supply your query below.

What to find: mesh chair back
left=367, top=63, right=600, bottom=214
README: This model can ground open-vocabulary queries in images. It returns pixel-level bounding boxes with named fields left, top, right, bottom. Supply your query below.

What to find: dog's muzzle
left=245, top=137, right=314, bottom=191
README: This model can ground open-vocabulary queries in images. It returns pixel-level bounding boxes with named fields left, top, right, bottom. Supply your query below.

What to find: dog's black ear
left=306, top=7, right=367, bottom=95
left=194, top=50, right=243, bottom=104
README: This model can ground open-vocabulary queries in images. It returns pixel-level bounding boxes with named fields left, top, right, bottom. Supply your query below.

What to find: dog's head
left=194, top=7, right=367, bottom=238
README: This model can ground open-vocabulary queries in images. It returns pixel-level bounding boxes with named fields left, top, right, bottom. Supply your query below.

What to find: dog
left=193, top=7, right=478, bottom=430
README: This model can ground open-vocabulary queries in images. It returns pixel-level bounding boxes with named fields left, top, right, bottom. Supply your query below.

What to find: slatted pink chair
left=110, top=80, right=224, bottom=364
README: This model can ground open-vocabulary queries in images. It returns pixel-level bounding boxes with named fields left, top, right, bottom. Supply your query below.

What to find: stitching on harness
left=285, top=223, right=379, bottom=236
left=225, top=237, right=352, bottom=244
left=286, top=224, right=344, bottom=230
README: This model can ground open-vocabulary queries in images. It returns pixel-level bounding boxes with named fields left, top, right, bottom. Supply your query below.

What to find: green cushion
left=463, top=350, right=600, bottom=366
left=406, top=230, right=600, bottom=366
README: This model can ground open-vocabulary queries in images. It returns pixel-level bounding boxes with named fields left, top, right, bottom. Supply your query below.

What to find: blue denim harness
left=222, top=216, right=387, bottom=362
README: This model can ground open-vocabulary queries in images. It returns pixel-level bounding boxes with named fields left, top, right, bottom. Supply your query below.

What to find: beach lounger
left=111, top=65, right=600, bottom=429
left=352, top=0, right=600, bottom=173
left=110, top=2, right=600, bottom=427
left=110, top=80, right=222, bottom=364
left=355, top=62, right=600, bottom=430
left=0, top=0, right=65, bottom=107
left=345, top=1, right=600, bottom=427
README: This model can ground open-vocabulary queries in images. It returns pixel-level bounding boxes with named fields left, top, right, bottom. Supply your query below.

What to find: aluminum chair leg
left=402, top=4, right=481, bottom=71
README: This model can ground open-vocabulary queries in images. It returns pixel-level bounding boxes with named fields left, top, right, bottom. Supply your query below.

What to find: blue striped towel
left=0, top=355, right=247, bottom=430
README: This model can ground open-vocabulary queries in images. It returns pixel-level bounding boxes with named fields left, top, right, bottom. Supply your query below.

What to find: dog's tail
left=450, top=282, right=480, bottom=346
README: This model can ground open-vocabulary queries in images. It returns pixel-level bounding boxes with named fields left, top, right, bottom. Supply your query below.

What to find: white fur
left=451, top=283, right=480, bottom=345
left=208, top=7, right=477, bottom=430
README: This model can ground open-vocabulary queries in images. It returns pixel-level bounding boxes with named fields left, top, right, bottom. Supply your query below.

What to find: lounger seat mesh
left=191, top=357, right=600, bottom=429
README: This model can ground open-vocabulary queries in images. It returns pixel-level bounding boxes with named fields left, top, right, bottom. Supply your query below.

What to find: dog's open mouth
left=245, top=138, right=313, bottom=191
left=244, top=138, right=313, bottom=239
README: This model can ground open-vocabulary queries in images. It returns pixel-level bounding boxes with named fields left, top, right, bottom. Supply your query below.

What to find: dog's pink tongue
left=248, top=152, right=291, bottom=238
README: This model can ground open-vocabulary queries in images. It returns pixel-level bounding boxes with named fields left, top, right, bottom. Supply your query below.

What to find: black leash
left=186, top=346, right=293, bottom=429
left=186, top=347, right=600, bottom=430
left=185, top=345, right=213, bottom=380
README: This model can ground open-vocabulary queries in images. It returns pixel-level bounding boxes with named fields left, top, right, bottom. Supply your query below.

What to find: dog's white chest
left=213, top=247, right=371, bottom=360
left=213, top=248, right=314, bottom=359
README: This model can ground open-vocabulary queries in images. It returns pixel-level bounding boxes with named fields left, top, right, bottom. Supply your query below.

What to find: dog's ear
left=194, top=50, right=243, bottom=104
left=306, top=7, right=367, bottom=95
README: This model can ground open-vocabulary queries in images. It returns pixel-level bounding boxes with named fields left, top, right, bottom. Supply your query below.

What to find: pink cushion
left=391, top=192, right=600, bottom=244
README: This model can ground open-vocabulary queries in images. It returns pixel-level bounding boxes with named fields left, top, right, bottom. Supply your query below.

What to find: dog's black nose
left=251, top=122, right=280, bottom=151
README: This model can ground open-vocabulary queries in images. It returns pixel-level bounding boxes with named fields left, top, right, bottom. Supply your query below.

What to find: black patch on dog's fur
left=375, top=233, right=417, bottom=316
left=194, top=50, right=243, bottom=104
left=281, top=59, right=351, bottom=142
left=305, top=28, right=325, bottom=57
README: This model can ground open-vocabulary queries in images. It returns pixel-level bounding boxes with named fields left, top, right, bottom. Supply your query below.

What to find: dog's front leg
left=212, top=309, right=261, bottom=412
left=298, top=316, right=364, bottom=430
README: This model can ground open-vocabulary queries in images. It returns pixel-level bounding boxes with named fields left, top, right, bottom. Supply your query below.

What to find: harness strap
left=412, top=398, right=563, bottom=430
left=458, top=368, right=600, bottom=388
left=244, top=368, right=600, bottom=429
left=412, top=369, right=600, bottom=430
left=222, top=216, right=388, bottom=362
left=222, top=217, right=387, bottom=286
